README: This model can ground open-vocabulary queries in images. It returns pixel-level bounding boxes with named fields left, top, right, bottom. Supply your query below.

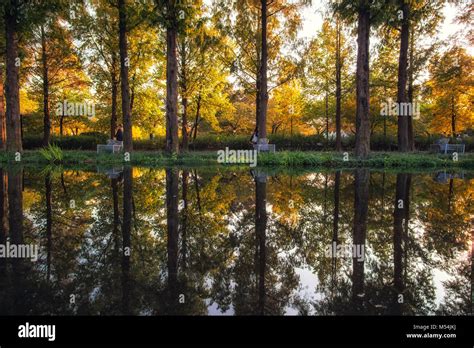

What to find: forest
left=0, top=0, right=472, bottom=159
left=0, top=1, right=473, bottom=340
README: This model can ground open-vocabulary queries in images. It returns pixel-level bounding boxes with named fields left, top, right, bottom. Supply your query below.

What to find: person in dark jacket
left=250, top=127, right=258, bottom=145
left=115, top=124, right=124, bottom=142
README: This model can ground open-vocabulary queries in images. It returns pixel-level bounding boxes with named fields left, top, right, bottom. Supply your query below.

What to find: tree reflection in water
left=0, top=166, right=471, bottom=316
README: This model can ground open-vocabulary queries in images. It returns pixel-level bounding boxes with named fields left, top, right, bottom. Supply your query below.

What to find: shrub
left=39, top=144, right=64, bottom=163
left=24, top=134, right=108, bottom=150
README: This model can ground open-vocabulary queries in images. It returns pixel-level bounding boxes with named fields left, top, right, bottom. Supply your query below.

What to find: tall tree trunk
left=383, top=86, right=387, bottom=150
left=335, top=16, right=342, bottom=152
left=451, top=95, right=456, bottom=137
left=122, top=166, right=133, bottom=314
left=111, top=53, right=118, bottom=139
left=130, top=85, right=135, bottom=113
left=0, top=68, right=6, bottom=150
left=403, top=175, right=411, bottom=286
left=352, top=168, right=369, bottom=313
left=392, top=173, right=408, bottom=314
left=45, top=173, right=52, bottom=280
left=324, top=173, right=328, bottom=219
left=180, top=40, right=188, bottom=151
left=20, top=111, right=23, bottom=142
left=192, top=93, right=201, bottom=141
left=397, top=0, right=409, bottom=152
left=8, top=167, right=23, bottom=314
left=0, top=170, right=7, bottom=273
left=355, top=1, right=370, bottom=158
left=325, top=89, right=329, bottom=148
left=111, top=178, right=120, bottom=257
left=8, top=168, right=22, bottom=245
left=255, top=174, right=267, bottom=315
left=118, top=0, right=133, bottom=152
left=257, top=0, right=268, bottom=144
left=407, top=28, right=415, bottom=151
left=166, top=168, right=179, bottom=312
left=331, top=170, right=341, bottom=286
left=59, top=110, right=64, bottom=136
left=5, top=0, right=22, bottom=153
left=255, top=13, right=261, bottom=136
left=181, top=170, right=189, bottom=270
left=165, top=0, right=179, bottom=154
left=256, top=75, right=261, bottom=133
left=41, top=25, right=51, bottom=147
left=332, top=170, right=340, bottom=245
left=192, top=169, right=201, bottom=212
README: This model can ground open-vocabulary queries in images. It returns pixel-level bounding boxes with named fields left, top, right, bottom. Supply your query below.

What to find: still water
left=0, top=166, right=472, bottom=316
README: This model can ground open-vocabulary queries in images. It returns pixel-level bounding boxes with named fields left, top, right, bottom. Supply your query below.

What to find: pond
left=0, top=166, right=472, bottom=316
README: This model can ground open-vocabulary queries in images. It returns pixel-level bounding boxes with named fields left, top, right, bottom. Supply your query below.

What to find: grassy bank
left=0, top=150, right=473, bottom=170
left=22, top=133, right=474, bottom=152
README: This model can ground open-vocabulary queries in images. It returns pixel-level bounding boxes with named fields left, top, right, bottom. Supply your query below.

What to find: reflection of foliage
left=0, top=168, right=471, bottom=315
left=437, top=261, right=472, bottom=315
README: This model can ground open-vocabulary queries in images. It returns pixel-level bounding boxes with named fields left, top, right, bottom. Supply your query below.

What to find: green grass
left=39, top=144, right=64, bottom=163
left=0, top=150, right=473, bottom=170
left=258, top=151, right=474, bottom=169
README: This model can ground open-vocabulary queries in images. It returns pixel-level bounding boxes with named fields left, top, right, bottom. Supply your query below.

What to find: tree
left=177, top=2, right=201, bottom=151
left=27, top=18, right=86, bottom=140
left=352, top=168, right=369, bottom=311
left=0, top=14, right=5, bottom=150
left=334, top=0, right=372, bottom=158
left=118, top=0, right=133, bottom=152
left=215, top=0, right=306, bottom=142
left=177, top=0, right=225, bottom=149
left=268, top=80, right=304, bottom=135
left=396, top=0, right=410, bottom=152
left=304, top=21, right=334, bottom=144
left=335, top=13, right=343, bottom=151
left=407, top=0, right=445, bottom=148
left=334, top=0, right=388, bottom=158
left=425, top=46, right=474, bottom=137
left=152, top=0, right=181, bottom=154
left=35, top=1, right=68, bottom=146
left=3, top=0, right=22, bottom=152
left=303, top=19, right=352, bottom=146
left=379, top=0, right=443, bottom=150
left=391, top=173, right=410, bottom=314
left=75, top=0, right=120, bottom=139
left=257, top=0, right=309, bottom=144
left=354, top=1, right=371, bottom=158
left=0, top=65, right=5, bottom=150
left=257, top=0, right=269, bottom=145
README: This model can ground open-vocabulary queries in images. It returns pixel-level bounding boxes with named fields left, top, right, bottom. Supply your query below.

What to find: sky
left=298, top=1, right=472, bottom=54
left=200, top=0, right=470, bottom=43
left=201, top=0, right=472, bottom=53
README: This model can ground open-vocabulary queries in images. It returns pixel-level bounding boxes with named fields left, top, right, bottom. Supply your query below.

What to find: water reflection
left=0, top=166, right=472, bottom=316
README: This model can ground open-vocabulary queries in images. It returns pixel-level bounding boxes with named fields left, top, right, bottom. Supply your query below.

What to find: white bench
left=253, top=143, right=276, bottom=153
left=432, top=143, right=466, bottom=154
left=97, top=140, right=123, bottom=154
